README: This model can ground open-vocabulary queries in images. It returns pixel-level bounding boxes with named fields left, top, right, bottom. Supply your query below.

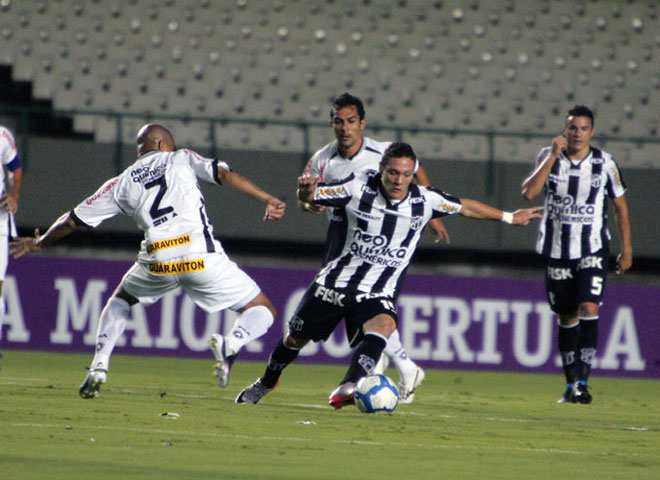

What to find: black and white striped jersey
left=311, top=170, right=463, bottom=298
left=535, top=146, right=627, bottom=260
left=302, top=136, right=391, bottom=222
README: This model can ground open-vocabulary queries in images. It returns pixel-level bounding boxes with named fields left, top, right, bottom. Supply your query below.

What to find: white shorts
left=0, top=234, right=8, bottom=281
left=121, top=253, right=261, bottom=313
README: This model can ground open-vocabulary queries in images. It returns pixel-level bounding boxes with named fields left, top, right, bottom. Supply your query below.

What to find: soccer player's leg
left=381, top=329, right=425, bottom=404
left=546, top=259, right=580, bottom=403
left=236, top=283, right=340, bottom=404
left=573, top=249, right=608, bottom=404
left=331, top=299, right=397, bottom=410
left=80, top=286, right=139, bottom=399
left=183, top=255, right=272, bottom=387
left=235, top=333, right=307, bottom=405
left=80, top=263, right=171, bottom=399
left=212, top=292, right=275, bottom=388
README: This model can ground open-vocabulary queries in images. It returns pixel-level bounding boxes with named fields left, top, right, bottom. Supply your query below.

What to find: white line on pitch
left=8, top=422, right=640, bottom=458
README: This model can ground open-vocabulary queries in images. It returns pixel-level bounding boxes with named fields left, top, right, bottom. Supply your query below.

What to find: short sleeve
left=535, top=147, right=551, bottom=167
left=605, top=158, right=627, bottom=198
left=302, top=151, right=322, bottom=178
left=73, top=177, right=123, bottom=228
left=313, top=173, right=355, bottom=207
left=427, top=187, right=463, bottom=218
left=0, top=128, right=18, bottom=166
left=182, top=148, right=230, bottom=184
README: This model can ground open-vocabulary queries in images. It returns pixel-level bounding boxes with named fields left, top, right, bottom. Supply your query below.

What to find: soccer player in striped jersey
left=0, top=125, right=23, bottom=372
left=298, top=92, right=450, bottom=404
left=236, top=142, right=542, bottom=408
left=522, top=105, right=632, bottom=404
left=10, top=124, right=286, bottom=397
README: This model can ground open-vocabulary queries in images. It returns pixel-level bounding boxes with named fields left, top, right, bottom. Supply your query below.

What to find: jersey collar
left=333, top=138, right=365, bottom=161
left=565, top=147, right=592, bottom=168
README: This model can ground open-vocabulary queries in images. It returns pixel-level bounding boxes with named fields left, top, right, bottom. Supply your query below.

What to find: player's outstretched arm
left=459, top=199, right=543, bottom=226
left=217, top=169, right=286, bottom=221
left=10, top=211, right=78, bottom=258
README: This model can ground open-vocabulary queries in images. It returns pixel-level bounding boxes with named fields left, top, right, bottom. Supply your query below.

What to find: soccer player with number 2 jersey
left=236, top=142, right=542, bottom=408
left=522, top=105, right=632, bottom=404
left=10, top=124, right=286, bottom=398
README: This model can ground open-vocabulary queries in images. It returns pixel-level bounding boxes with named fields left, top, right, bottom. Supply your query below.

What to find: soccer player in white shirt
left=0, top=125, right=23, bottom=371
left=236, top=142, right=542, bottom=408
left=11, top=124, right=286, bottom=398
left=298, top=93, right=450, bottom=403
left=522, top=105, right=632, bottom=404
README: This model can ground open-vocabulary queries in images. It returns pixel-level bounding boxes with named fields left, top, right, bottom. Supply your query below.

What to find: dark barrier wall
left=17, top=137, right=660, bottom=257
left=3, top=256, right=658, bottom=378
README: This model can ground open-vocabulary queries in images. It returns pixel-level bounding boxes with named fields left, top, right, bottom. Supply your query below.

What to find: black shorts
left=544, top=249, right=608, bottom=315
left=288, top=283, right=398, bottom=348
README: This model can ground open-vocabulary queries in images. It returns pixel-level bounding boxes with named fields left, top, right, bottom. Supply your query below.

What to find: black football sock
left=577, top=317, right=599, bottom=383
left=558, top=323, right=579, bottom=386
left=341, top=333, right=387, bottom=384
left=261, top=337, right=300, bottom=389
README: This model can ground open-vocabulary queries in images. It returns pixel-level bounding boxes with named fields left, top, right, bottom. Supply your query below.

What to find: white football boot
left=397, top=366, right=425, bottom=404
left=79, top=368, right=108, bottom=399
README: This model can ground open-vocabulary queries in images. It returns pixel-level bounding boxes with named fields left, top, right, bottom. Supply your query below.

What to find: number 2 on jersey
left=145, top=176, right=174, bottom=220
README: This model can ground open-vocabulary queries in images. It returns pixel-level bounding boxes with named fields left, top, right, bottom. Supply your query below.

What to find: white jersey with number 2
left=74, top=149, right=227, bottom=263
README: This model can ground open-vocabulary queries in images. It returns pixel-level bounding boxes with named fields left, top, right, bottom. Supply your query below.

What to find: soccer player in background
left=10, top=124, right=286, bottom=397
left=237, top=142, right=542, bottom=408
left=298, top=92, right=450, bottom=404
left=521, top=105, right=632, bottom=404
left=0, top=125, right=24, bottom=372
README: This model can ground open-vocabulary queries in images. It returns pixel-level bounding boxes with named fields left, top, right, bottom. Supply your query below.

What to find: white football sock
left=90, top=297, right=130, bottom=371
left=224, top=305, right=274, bottom=356
left=384, top=329, right=418, bottom=381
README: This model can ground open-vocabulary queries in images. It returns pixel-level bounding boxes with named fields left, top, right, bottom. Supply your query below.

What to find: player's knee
left=243, top=293, right=277, bottom=318
left=364, top=314, right=396, bottom=338
left=578, top=302, right=599, bottom=318
left=557, top=312, right=578, bottom=327
left=283, top=333, right=307, bottom=349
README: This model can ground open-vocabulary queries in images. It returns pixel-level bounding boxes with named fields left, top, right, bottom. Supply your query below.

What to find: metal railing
left=2, top=105, right=658, bottom=195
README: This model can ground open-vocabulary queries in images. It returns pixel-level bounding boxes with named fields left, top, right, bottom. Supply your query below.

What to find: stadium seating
left=0, top=0, right=658, bottom=166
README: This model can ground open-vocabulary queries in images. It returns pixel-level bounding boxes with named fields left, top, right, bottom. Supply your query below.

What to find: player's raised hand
left=10, top=228, right=41, bottom=258
left=551, top=134, right=568, bottom=157
left=263, top=197, right=286, bottom=221
left=511, top=206, right=544, bottom=225
left=297, top=175, right=319, bottom=203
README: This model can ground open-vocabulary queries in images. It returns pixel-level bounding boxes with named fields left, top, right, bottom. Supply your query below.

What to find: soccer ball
left=354, top=374, right=399, bottom=413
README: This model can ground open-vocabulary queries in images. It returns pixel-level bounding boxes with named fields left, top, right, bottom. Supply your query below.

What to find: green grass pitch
left=1, top=351, right=658, bottom=480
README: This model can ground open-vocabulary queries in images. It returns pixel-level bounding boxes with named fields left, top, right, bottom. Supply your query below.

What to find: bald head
left=136, top=124, right=175, bottom=156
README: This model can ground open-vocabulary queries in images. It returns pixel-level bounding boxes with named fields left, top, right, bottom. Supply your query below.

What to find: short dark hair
left=566, top=105, right=595, bottom=128
left=330, top=92, right=365, bottom=120
left=380, top=142, right=417, bottom=166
